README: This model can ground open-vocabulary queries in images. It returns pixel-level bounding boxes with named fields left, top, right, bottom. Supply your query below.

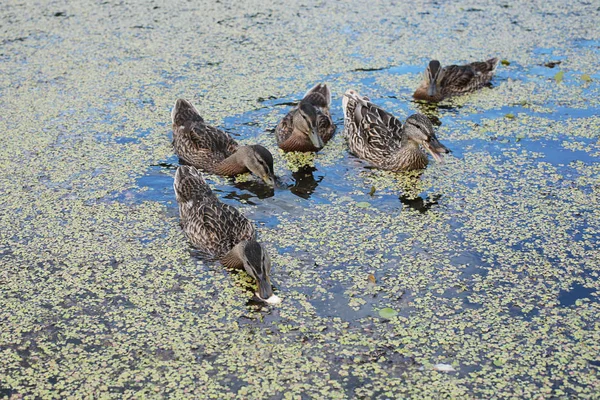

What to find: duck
left=275, top=83, right=336, bottom=152
left=174, top=165, right=281, bottom=304
left=413, top=58, right=500, bottom=102
left=342, top=89, right=450, bottom=171
left=172, top=99, right=275, bottom=186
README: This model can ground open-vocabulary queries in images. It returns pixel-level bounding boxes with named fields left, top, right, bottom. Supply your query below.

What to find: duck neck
left=214, top=149, right=249, bottom=176
left=280, top=130, right=318, bottom=152
left=413, top=85, right=445, bottom=102
left=221, top=242, right=245, bottom=268
left=390, top=140, right=428, bottom=171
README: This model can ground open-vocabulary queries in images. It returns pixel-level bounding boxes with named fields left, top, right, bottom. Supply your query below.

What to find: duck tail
left=342, top=89, right=370, bottom=127
left=172, top=99, right=204, bottom=126
left=470, top=58, right=500, bottom=75
left=343, top=89, right=370, bottom=108
left=174, top=165, right=212, bottom=204
left=487, top=57, right=500, bottom=72
left=302, top=83, right=331, bottom=108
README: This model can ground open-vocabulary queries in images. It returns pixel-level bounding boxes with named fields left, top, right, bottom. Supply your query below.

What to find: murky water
left=1, top=1, right=599, bottom=398
left=131, top=54, right=600, bottom=392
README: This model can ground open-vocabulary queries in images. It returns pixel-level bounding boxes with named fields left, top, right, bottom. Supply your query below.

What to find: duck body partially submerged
left=343, top=89, right=450, bottom=171
left=174, top=165, right=280, bottom=304
left=172, top=99, right=275, bottom=186
left=276, top=83, right=336, bottom=152
left=413, top=58, right=499, bottom=102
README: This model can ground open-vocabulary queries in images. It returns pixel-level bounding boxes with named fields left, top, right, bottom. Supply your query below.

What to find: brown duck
left=275, top=83, right=336, bottom=152
left=174, top=165, right=280, bottom=304
left=413, top=58, right=499, bottom=102
left=343, top=89, right=450, bottom=171
left=172, top=99, right=275, bottom=186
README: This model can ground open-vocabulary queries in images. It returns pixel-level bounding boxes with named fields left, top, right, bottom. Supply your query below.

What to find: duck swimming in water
left=173, top=165, right=280, bottom=304
left=343, top=89, right=450, bottom=171
left=172, top=99, right=275, bottom=186
left=275, top=83, right=336, bottom=152
left=413, top=58, right=499, bottom=102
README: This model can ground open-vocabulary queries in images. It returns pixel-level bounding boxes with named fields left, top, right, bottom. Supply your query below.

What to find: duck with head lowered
left=174, top=165, right=280, bottom=304
left=413, top=58, right=499, bottom=103
left=275, top=83, right=336, bottom=152
left=343, top=89, right=450, bottom=171
left=172, top=99, right=275, bottom=186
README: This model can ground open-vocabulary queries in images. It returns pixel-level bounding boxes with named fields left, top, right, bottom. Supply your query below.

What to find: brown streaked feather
left=414, top=58, right=499, bottom=102
left=173, top=165, right=213, bottom=204
left=317, top=111, right=336, bottom=144
left=439, top=65, right=476, bottom=91
left=303, top=92, right=328, bottom=108
left=172, top=102, right=240, bottom=173
left=172, top=99, right=204, bottom=126
left=275, top=111, right=295, bottom=148
left=185, top=202, right=255, bottom=257
left=174, top=166, right=256, bottom=259
left=275, top=83, right=336, bottom=152
left=343, top=90, right=428, bottom=171
left=302, top=83, right=331, bottom=108
left=344, top=93, right=402, bottom=160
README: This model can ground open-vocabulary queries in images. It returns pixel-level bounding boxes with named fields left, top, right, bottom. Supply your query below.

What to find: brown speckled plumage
left=173, top=165, right=255, bottom=259
left=414, top=58, right=499, bottom=102
left=276, top=83, right=336, bottom=152
left=343, top=90, right=449, bottom=171
left=171, top=99, right=274, bottom=185
left=174, top=165, right=276, bottom=300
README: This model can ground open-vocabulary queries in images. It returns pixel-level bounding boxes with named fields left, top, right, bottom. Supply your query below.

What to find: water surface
left=1, top=1, right=599, bottom=398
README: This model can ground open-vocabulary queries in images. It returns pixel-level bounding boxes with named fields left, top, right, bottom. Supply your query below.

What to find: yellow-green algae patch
left=1, top=0, right=600, bottom=398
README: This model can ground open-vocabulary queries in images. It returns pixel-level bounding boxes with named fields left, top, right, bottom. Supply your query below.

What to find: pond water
left=135, top=56, right=599, bottom=395
left=1, top=1, right=599, bottom=398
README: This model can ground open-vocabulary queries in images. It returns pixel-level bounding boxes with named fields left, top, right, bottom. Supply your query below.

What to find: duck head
left=240, top=240, right=280, bottom=304
left=238, top=145, right=275, bottom=186
left=425, top=60, right=445, bottom=97
left=292, top=101, right=324, bottom=149
left=403, top=114, right=450, bottom=162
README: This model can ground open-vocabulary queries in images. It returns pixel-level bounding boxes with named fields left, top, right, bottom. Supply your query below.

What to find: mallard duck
left=275, top=83, right=336, bottom=152
left=413, top=58, right=500, bottom=102
left=172, top=99, right=275, bottom=186
left=342, top=89, right=450, bottom=171
left=174, top=165, right=280, bottom=304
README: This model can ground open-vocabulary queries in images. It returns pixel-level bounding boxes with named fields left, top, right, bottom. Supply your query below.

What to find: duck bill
left=423, top=138, right=449, bottom=163
left=308, top=128, right=324, bottom=149
left=261, top=174, right=275, bottom=187
left=256, top=274, right=274, bottom=301
left=427, top=82, right=437, bottom=97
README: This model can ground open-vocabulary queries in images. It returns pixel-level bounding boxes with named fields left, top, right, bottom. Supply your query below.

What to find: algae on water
left=1, top=0, right=599, bottom=398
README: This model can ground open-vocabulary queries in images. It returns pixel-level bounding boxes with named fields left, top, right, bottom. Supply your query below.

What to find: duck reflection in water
left=229, top=177, right=276, bottom=200
left=399, top=194, right=442, bottom=213
left=289, top=166, right=323, bottom=199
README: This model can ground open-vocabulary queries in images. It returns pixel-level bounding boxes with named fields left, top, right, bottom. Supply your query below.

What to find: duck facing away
left=172, top=99, right=275, bottom=186
left=275, top=83, right=336, bottom=152
left=174, top=165, right=280, bottom=304
left=413, top=58, right=500, bottom=102
left=343, top=89, right=450, bottom=171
